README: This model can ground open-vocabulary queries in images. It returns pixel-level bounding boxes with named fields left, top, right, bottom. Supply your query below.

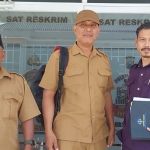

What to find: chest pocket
left=142, top=79, right=150, bottom=97
left=144, top=79, right=150, bottom=87
left=97, top=69, right=111, bottom=88
left=128, top=78, right=135, bottom=86
left=64, top=68, right=83, bottom=87
left=2, top=93, right=22, bottom=120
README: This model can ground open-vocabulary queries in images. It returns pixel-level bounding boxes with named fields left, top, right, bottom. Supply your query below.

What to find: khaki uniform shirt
left=40, top=43, right=114, bottom=143
left=0, top=67, right=40, bottom=150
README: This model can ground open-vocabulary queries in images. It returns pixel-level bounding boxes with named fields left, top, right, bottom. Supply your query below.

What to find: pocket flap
left=66, top=68, right=83, bottom=76
left=128, top=78, right=135, bottom=86
left=98, top=69, right=111, bottom=76
left=144, top=79, right=150, bottom=86
left=3, top=93, right=22, bottom=103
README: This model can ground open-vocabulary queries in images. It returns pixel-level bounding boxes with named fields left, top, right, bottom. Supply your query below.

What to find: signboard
left=0, top=12, right=149, bottom=26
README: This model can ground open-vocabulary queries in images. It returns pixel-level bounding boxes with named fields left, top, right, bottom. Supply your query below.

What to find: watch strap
left=24, top=139, right=35, bottom=146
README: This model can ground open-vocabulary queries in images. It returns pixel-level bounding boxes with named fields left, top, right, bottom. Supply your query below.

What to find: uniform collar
left=71, top=43, right=102, bottom=57
left=137, top=58, right=150, bottom=68
left=0, top=66, right=12, bottom=79
left=137, top=59, right=142, bottom=68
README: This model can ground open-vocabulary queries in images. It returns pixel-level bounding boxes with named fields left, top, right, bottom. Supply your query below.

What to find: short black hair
left=136, top=22, right=150, bottom=37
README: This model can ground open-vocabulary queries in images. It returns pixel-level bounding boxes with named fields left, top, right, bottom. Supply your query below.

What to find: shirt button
left=141, top=74, right=143, bottom=76
left=92, top=116, right=95, bottom=118
left=137, top=88, right=140, bottom=90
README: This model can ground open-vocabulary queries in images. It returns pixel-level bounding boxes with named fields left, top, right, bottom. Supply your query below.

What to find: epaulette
left=96, top=48, right=108, bottom=58
left=9, top=72, right=25, bottom=80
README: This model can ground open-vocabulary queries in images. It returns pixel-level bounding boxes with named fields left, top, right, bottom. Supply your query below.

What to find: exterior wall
left=0, top=2, right=150, bottom=150
left=1, top=0, right=149, bottom=2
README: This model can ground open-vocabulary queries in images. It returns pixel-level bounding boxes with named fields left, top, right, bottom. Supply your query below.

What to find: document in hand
left=130, top=97, right=150, bottom=140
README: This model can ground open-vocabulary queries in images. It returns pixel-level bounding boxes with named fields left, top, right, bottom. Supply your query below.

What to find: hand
left=147, top=127, right=150, bottom=131
left=107, top=130, right=115, bottom=148
left=24, top=145, right=33, bottom=150
left=46, top=130, right=59, bottom=150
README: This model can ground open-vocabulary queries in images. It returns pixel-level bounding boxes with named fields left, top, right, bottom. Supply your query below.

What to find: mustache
left=141, top=48, right=150, bottom=51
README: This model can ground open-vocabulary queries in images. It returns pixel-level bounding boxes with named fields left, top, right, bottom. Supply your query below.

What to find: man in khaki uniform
left=0, top=35, right=41, bottom=150
left=40, top=10, right=115, bottom=150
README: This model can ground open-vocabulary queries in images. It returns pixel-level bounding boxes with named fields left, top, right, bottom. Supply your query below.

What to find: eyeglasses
left=77, top=23, right=99, bottom=29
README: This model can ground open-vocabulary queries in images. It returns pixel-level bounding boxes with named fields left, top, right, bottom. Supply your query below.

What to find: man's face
left=135, top=29, right=150, bottom=58
left=0, top=46, right=5, bottom=65
left=73, top=20, right=100, bottom=45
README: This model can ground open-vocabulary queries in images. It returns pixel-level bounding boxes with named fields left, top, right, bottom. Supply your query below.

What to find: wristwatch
left=24, top=139, right=36, bottom=147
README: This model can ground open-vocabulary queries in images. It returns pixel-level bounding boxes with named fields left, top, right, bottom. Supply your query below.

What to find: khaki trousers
left=57, top=138, right=107, bottom=150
